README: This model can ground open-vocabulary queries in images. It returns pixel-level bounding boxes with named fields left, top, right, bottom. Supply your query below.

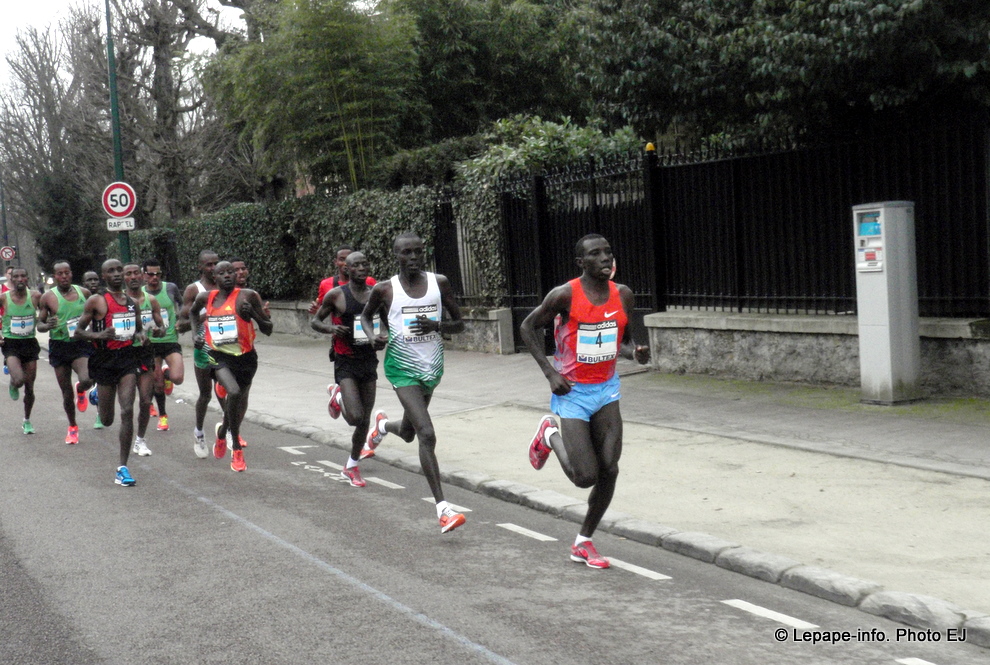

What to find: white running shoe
left=193, top=432, right=208, bottom=459
left=133, top=437, right=152, bottom=456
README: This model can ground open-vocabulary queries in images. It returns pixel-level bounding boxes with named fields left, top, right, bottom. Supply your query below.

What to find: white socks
left=544, top=426, right=558, bottom=449
left=436, top=500, right=449, bottom=518
left=346, top=457, right=359, bottom=469
left=574, top=535, right=591, bottom=547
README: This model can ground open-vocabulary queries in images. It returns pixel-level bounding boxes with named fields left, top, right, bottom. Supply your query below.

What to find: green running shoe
left=22, top=420, right=34, bottom=435
left=94, top=414, right=105, bottom=429
left=10, top=384, right=19, bottom=401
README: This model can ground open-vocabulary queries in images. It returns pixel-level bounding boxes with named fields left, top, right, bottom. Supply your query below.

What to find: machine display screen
left=858, top=215, right=881, bottom=237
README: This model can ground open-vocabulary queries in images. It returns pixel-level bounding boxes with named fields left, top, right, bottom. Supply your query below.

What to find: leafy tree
left=579, top=0, right=990, bottom=142
left=386, top=0, right=588, bottom=141
left=207, top=0, right=427, bottom=193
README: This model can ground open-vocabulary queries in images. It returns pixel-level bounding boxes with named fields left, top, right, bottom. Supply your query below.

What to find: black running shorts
left=151, top=342, right=182, bottom=360
left=209, top=349, right=258, bottom=388
left=334, top=352, right=378, bottom=384
left=89, top=347, right=140, bottom=386
left=48, top=339, right=94, bottom=368
left=2, top=337, right=40, bottom=363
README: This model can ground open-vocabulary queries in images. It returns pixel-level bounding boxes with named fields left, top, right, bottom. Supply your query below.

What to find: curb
left=191, top=389, right=990, bottom=650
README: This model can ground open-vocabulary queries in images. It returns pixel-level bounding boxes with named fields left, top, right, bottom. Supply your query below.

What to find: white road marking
left=367, top=477, right=405, bottom=489
left=721, top=599, right=818, bottom=629
left=314, top=461, right=403, bottom=487
left=422, top=498, right=472, bottom=513
left=607, top=558, right=672, bottom=580
left=278, top=445, right=317, bottom=455
left=896, top=659, right=939, bottom=665
left=497, top=523, right=557, bottom=542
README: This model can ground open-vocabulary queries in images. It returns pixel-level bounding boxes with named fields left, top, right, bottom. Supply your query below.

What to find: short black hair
left=141, top=258, right=161, bottom=270
left=228, top=256, right=245, bottom=264
left=335, top=244, right=354, bottom=255
left=52, top=259, right=70, bottom=269
left=575, top=233, right=606, bottom=258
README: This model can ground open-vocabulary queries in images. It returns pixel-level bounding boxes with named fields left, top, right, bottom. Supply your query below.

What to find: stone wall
left=646, top=311, right=990, bottom=397
left=268, top=301, right=515, bottom=354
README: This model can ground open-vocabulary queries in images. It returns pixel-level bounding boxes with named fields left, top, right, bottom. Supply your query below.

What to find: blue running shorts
left=550, top=373, right=621, bottom=421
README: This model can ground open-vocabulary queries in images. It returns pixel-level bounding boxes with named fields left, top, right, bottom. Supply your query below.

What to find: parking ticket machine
left=852, top=202, right=921, bottom=404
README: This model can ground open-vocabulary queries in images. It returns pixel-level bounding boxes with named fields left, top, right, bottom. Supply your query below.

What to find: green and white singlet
left=49, top=285, right=86, bottom=341
left=143, top=285, right=178, bottom=343
left=382, top=272, right=444, bottom=388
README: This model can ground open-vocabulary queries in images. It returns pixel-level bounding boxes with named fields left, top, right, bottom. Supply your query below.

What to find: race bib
left=208, top=314, right=238, bottom=346
left=11, top=315, right=34, bottom=337
left=112, top=312, right=136, bottom=340
left=140, top=310, right=154, bottom=329
left=576, top=321, right=618, bottom=364
left=353, top=316, right=381, bottom=344
left=66, top=316, right=80, bottom=337
left=160, top=310, right=170, bottom=329
left=400, top=305, right=440, bottom=343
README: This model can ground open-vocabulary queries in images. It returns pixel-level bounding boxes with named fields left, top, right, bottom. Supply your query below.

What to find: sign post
left=105, top=0, right=130, bottom=263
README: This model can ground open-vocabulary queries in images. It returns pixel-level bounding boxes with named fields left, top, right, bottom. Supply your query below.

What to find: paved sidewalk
left=173, top=333, right=990, bottom=644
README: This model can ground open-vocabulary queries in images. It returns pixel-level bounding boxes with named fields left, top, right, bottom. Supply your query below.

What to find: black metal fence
left=427, top=113, right=990, bottom=349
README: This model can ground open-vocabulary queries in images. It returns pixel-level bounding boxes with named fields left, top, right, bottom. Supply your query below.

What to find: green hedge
left=114, top=187, right=439, bottom=301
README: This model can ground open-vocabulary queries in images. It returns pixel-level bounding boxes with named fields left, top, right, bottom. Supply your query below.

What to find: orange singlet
left=203, top=288, right=255, bottom=356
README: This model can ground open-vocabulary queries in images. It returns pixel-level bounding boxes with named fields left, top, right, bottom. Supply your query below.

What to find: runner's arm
left=238, top=290, right=273, bottom=336
left=149, top=295, right=166, bottom=338
left=188, top=292, right=208, bottom=347
left=176, top=283, right=197, bottom=334
left=616, top=284, right=649, bottom=364
left=35, top=292, right=56, bottom=333
left=74, top=295, right=115, bottom=341
left=361, top=282, right=390, bottom=349
left=310, top=288, right=348, bottom=336
left=520, top=285, right=573, bottom=395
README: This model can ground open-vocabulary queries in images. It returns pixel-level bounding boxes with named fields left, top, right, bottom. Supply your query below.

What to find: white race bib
left=208, top=314, right=238, bottom=346
left=140, top=310, right=154, bottom=329
left=400, top=305, right=440, bottom=343
left=11, top=315, right=34, bottom=337
left=576, top=321, right=618, bottom=364
left=160, top=309, right=170, bottom=329
left=112, top=312, right=136, bottom=340
left=66, top=316, right=80, bottom=337
left=353, top=316, right=381, bottom=344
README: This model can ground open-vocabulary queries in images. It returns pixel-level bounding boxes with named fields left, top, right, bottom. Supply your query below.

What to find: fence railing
left=430, top=112, right=990, bottom=348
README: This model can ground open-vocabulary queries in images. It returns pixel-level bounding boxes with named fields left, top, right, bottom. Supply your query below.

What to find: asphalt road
left=1, top=384, right=986, bottom=665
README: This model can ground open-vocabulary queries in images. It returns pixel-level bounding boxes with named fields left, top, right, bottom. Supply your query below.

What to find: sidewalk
left=178, top=333, right=990, bottom=642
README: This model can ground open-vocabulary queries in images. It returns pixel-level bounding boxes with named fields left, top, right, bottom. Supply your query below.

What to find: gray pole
left=0, top=169, right=10, bottom=271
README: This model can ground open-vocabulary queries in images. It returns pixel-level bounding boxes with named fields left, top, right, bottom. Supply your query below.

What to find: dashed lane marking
left=497, top=523, right=558, bottom=542
left=721, top=599, right=818, bottom=629
left=316, top=461, right=404, bottom=488
left=422, top=498, right=472, bottom=513
left=278, top=445, right=317, bottom=455
left=607, top=558, right=672, bottom=581
left=896, top=659, right=939, bottom=665
left=367, top=477, right=405, bottom=489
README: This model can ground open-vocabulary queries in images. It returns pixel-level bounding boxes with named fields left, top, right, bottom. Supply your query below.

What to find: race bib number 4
left=111, top=312, right=136, bottom=340
left=400, top=305, right=440, bottom=343
left=208, top=315, right=238, bottom=346
left=576, top=320, right=618, bottom=364
left=353, top=316, right=381, bottom=344
left=11, top=315, right=34, bottom=337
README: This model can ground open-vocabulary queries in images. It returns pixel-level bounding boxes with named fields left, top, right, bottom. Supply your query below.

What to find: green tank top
left=2, top=292, right=36, bottom=339
left=143, top=285, right=177, bottom=343
left=49, top=285, right=87, bottom=341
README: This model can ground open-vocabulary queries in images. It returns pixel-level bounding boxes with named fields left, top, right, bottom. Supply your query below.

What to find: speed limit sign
left=102, top=182, right=137, bottom=218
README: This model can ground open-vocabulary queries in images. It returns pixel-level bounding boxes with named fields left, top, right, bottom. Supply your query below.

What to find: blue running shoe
left=115, top=466, right=136, bottom=486
left=3, top=363, right=8, bottom=375
left=89, top=387, right=99, bottom=406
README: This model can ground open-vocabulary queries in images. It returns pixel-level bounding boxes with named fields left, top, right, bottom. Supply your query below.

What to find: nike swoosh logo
left=604, top=310, right=619, bottom=318
left=610, top=392, right=620, bottom=398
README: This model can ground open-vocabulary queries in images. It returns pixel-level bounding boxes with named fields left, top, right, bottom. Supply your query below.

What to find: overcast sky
left=0, top=0, right=242, bottom=82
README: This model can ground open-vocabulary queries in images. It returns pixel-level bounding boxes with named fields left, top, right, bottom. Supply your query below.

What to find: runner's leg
left=393, top=386, right=443, bottom=501
left=54, top=364, right=78, bottom=428
left=116, top=374, right=138, bottom=466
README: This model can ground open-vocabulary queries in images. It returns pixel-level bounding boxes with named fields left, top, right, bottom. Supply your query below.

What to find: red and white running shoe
left=327, top=384, right=342, bottom=419
left=529, top=415, right=556, bottom=470
left=341, top=466, right=366, bottom=487
left=571, top=540, right=610, bottom=569
left=439, top=507, right=466, bottom=534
